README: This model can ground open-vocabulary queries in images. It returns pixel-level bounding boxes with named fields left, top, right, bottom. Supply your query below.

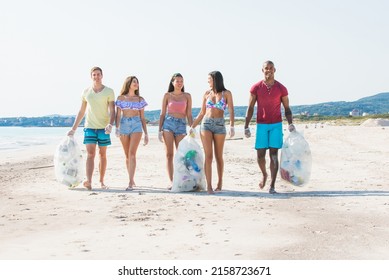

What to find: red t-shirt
left=250, top=80, right=288, bottom=124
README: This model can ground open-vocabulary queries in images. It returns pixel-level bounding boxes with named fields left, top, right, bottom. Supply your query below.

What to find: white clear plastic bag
left=54, top=136, right=84, bottom=187
left=280, top=130, right=312, bottom=186
left=171, top=132, right=205, bottom=192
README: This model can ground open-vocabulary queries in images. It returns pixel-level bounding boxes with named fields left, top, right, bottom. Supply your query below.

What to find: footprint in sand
left=114, top=215, right=128, bottom=221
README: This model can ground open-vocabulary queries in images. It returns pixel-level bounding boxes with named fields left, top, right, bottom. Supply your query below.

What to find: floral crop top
left=115, top=99, right=148, bottom=110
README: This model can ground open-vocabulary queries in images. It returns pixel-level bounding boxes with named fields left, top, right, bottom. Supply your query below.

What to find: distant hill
left=144, top=92, right=389, bottom=120
left=1, top=92, right=388, bottom=127
left=291, top=92, right=389, bottom=116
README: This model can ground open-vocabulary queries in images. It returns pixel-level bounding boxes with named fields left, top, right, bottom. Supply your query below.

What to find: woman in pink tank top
left=158, top=73, right=193, bottom=189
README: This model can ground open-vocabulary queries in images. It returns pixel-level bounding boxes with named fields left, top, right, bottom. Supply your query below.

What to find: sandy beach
left=1, top=123, right=388, bottom=260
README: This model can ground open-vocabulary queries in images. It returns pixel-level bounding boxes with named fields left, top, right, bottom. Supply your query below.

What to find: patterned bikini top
left=115, top=97, right=148, bottom=110
left=206, top=91, right=227, bottom=111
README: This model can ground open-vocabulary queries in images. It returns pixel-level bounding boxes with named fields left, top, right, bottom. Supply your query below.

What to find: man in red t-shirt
left=244, top=61, right=295, bottom=194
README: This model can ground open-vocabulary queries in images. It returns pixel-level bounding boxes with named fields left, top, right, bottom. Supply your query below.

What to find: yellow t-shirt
left=82, top=86, right=115, bottom=129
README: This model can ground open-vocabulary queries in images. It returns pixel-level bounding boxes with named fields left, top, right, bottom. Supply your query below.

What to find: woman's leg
left=213, top=134, right=226, bottom=191
left=163, top=131, right=175, bottom=186
left=174, top=134, right=186, bottom=148
left=200, top=130, right=215, bottom=194
left=120, top=135, right=130, bottom=188
left=127, top=132, right=142, bottom=189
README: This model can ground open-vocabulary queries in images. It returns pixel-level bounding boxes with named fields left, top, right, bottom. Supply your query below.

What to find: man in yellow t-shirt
left=68, top=66, right=115, bottom=190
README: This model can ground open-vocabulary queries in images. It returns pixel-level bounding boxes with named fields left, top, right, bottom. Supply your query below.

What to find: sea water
left=0, top=124, right=245, bottom=156
left=0, top=126, right=160, bottom=153
left=0, top=127, right=79, bottom=152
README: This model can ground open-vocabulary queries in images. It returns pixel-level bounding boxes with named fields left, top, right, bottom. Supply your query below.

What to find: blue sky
left=1, top=0, right=388, bottom=117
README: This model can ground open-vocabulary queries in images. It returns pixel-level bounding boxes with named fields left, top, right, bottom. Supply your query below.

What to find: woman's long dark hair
left=120, top=76, right=139, bottom=96
left=168, top=73, right=185, bottom=93
left=209, top=71, right=226, bottom=93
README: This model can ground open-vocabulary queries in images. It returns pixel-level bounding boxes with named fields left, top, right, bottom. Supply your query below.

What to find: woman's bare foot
left=215, top=180, right=222, bottom=191
left=100, top=182, right=109, bottom=189
left=259, top=174, right=268, bottom=189
left=126, top=181, right=136, bottom=191
left=207, top=188, right=215, bottom=195
left=83, top=181, right=92, bottom=190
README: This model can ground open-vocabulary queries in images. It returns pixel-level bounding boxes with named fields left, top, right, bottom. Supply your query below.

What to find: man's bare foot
left=100, top=182, right=109, bottom=189
left=269, top=187, right=277, bottom=194
left=214, top=186, right=222, bottom=192
left=259, top=174, right=268, bottom=189
left=83, top=181, right=92, bottom=190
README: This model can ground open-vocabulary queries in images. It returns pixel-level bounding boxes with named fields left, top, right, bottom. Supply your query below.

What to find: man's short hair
left=90, top=66, right=103, bottom=75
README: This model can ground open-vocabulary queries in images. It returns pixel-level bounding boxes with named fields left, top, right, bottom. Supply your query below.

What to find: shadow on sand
left=69, top=186, right=389, bottom=199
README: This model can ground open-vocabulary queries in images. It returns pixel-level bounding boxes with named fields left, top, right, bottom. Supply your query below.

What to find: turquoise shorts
left=255, top=122, right=283, bottom=149
left=83, top=128, right=111, bottom=146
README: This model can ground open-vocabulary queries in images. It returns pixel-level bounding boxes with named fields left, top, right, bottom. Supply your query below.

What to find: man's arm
left=108, top=101, right=115, bottom=126
left=281, top=96, right=293, bottom=125
left=281, top=96, right=295, bottom=131
left=244, top=94, right=257, bottom=129
left=67, top=101, right=87, bottom=135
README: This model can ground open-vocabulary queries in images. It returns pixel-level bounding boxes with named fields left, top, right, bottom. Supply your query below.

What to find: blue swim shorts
left=162, top=115, right=187, bottom=137
left=119, top=116, right=142, bottom=136
left=83, top=128, right=111, bottom=146
left=201, top=117, right=226, bottom=135
left=255, top=122, right=283, bottom=149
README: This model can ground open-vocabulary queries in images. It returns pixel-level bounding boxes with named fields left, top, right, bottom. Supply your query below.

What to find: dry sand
left=1, top=124, right=389, bottom=260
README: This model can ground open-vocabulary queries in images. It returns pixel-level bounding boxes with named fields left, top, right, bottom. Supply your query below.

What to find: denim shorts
left=83, top=128, right=111, bottom=146
left=201, top=117, right=226, bottom=135
left=120, top=116, right=142, bottom=136
left=162, top=115, right=187, bottom=137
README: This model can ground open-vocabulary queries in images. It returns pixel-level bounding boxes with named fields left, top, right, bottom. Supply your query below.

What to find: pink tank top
left=167, top=100, right=187, bottom=114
